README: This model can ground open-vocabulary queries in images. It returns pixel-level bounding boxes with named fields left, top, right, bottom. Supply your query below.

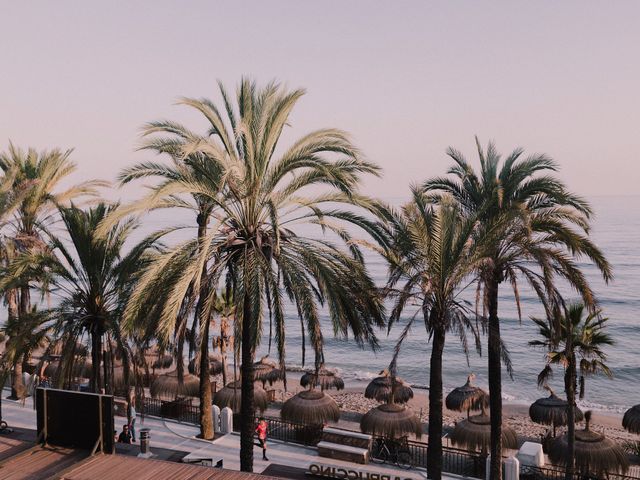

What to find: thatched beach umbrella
left=281, top=389, right=340, bottom=425
left=251, top=355, right=284, bottom=386
left=364, top=370, right=413, bottom=404
left=188, top=355, right=224, bottom=376
left=550, top=411, right=629, bottom=475
left=300, top=365, right=344, bottom=391
left=623, top=404, right=640, bottom=434
left=213, top=380, right=268, bottom=413
left=529, top=386, right=584, bottom=436
left=44, top=360, right=92, bottom=379
left=150, top=370, right=199, bottom=399
left=450, top=414, right=518, bottom=452
left=445, top=374, right=489, bottom=417
left=360, top=403, right=422, bottom=439
left=151, top=354, right=174, bottom=370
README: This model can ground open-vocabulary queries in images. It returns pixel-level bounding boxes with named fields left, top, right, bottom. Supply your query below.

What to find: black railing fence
left=521, top=465, right=640, bottom=480
left=140, top=397, right=199, bottom=424
left=259, top=417, right=323, bottom=446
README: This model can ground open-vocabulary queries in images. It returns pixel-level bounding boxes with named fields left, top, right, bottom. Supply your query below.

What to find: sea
left=13, top=195, right=640, bottom=412
left=249, top=195, right=640, bottom=413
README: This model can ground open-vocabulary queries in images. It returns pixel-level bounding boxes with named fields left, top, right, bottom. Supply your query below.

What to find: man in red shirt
left=255, top=417, right=269, bottom=461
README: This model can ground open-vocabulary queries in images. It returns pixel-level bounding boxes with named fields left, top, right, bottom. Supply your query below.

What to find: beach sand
left=254, top=373, right=637, bottom=447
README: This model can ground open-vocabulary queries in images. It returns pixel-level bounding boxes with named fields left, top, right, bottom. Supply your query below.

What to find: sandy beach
left=253, top=373, right=637, bottom=447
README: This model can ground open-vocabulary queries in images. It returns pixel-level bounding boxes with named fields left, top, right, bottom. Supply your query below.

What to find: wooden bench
left=317, top=427, right=372, bottom=464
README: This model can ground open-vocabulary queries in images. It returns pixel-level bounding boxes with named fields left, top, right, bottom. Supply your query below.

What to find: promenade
left=0, top=390, right=440, bottom=479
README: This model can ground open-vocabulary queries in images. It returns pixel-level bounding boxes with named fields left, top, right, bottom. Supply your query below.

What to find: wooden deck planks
left=60, top=455, right=281, bottom=480
left=0, top=445, right=89, bottom=480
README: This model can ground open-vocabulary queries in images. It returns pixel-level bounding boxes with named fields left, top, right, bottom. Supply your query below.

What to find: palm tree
left=113, top=79, right=386, bottom=470
left=0, top=143, right=105, bottom=397
left=530, top=303, right=614, bottom=476
left=3, top=203, right=154, bottom=393
left=383, top=190, right=483, bottom=480
left=422, top=138, right=612, bottom=480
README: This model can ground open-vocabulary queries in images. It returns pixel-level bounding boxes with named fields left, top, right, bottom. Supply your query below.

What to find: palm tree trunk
left=240, top=292, right=255, bottom=472
left=221, top=317, right=228, bottom=386
left=199, top=316, right=214, bottom=439
left=487, top=277, right=503, bottom=480
left=7, top=288, right=22, bottom=399
left=10, top=355, right=24, bottom=399
left=564, top=333, right=576, bottom=480
left=90, top=330, right=103, bottom=393
left=427, top=324, right=446, bottom=480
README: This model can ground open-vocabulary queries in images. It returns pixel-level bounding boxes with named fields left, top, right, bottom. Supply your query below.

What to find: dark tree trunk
left=240, top=293, right=255, bottom=472
left=9, top=355, right=25, bottom=400
left=220, top=316, right=229, bottom=386
left=199, top=315, right=214, bottom=439
left=487, top=277, right=503, bottom=480
left=90, top=330, right=103, bottom=393
left=564, top=330, right=576, bottom=480
left=9, top=287, right=29, bottom=399
left=427, top=324, right=446, bottom=480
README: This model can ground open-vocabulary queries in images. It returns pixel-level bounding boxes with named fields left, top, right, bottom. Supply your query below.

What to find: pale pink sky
left=2, top=1, right=639, bottom=198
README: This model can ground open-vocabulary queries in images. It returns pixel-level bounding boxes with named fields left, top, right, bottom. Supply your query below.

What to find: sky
left=2, top=1, right=639, bottom=200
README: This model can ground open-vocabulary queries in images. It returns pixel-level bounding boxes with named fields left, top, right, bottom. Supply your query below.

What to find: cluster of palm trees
left=0, top=79, right=614, bottom=479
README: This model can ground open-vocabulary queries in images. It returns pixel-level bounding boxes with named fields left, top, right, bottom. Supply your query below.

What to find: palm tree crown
left=530, top=302, right=614, bottom=400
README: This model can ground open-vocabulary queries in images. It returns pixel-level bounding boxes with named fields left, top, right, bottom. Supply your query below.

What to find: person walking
left=127, top=391, right=137, bottom=442
left=255, top=417, right=269, bottom=461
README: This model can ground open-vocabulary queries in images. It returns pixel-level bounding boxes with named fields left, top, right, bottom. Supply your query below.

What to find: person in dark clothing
left=117, top=424, right=132, bottom=444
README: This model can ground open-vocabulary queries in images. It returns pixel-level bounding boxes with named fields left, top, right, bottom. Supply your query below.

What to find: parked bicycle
left=371, top=436, right=413, bottom=469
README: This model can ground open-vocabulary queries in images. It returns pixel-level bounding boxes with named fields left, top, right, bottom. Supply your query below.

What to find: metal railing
left=141, top=397, right=200, bottom=424
left=369, top=435, right=484, bottom=478
left=521, top=464, right=640, bottom=480
left=254, top=417, right=323, bottom=446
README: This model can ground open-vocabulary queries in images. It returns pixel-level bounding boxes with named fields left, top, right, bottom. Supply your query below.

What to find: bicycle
left=371, top=436, right=413, bottom=469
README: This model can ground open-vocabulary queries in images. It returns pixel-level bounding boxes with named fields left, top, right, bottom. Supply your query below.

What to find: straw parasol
left=44, top=360, right=92, bottom=379
left=300, top=365, right=344, bottom=391
left=360, top=402, right=422, bottom=439
left=150, top=370, right=199, bottom=399
left=251, top=355, right=284, bottom=386
left=450, top=414, right=518, bottom=452
left=152, top=354, right=174, bottom=370
left=550, top=411, right=629, bottom=475
left=445, top=374, right=489, bottom=417
left=213, top=380, right=268, bottom=413
left=529, top=386, right=584, bottom=436
left=364, top=370, right=413, bottom=404
left=281, top=389, right=340, bottom=425
left=188, top=355, right=224, bottom=376
left=623, top=404, right=640, bottom=434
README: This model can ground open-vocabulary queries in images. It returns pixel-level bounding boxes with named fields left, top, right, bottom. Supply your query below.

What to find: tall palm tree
left=112, top=79, right=386, bottom=470
left=0, top=144, right=105, bottom=397
left=422, top=138, right=612, bottom=480
left=383, top=190, right=483, bottom=480
left=530, top=303, right=614, bottom=477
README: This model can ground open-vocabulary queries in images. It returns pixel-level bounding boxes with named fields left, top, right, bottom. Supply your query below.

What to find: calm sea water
left=11, top=195, right=638, bottom=412
left=252, top=195, right=640, bottom=412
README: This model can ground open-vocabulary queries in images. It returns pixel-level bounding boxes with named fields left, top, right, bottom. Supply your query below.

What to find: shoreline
left=255, top=372, right=637, bottom=447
